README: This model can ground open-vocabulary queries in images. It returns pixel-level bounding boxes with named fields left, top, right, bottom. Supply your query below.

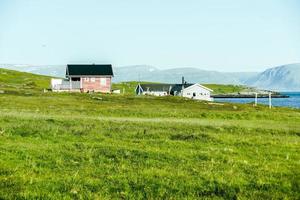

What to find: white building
left=136, top=83, right=213, bottom=101
left=182, top=83, right=213, bottom=101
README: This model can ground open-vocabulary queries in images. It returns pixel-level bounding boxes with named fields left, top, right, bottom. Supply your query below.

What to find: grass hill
left=0, top=68, right=50, bottom=94
left=0, top=68, right=299, bottom=199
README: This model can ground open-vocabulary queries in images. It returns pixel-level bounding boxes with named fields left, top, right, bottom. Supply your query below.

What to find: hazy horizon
left=1, top=0, right=300, bottom=72
left=1, top=62, right=300, bottom=73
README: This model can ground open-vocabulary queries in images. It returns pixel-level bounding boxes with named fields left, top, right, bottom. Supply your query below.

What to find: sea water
left=215, top=92, right=300, bottom=109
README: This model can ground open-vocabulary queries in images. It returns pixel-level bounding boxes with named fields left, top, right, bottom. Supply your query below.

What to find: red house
left=51, top=64, right=114, bottom=93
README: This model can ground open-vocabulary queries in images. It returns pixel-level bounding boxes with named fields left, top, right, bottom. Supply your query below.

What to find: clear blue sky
left=0, top=0, right=299, bottom=71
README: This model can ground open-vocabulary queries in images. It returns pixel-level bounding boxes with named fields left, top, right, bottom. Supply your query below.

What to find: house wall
left=81, top=77, right=111, bottom=92
left=182, top=85, right=213, bottom=101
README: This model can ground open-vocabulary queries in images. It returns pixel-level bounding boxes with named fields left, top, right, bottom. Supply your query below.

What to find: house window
left=187, top=93, right=190, bottom=95
left=100, top=78, right=106, bottom=86
left=91, top=78, right=95, bottom=82
left=193, top=92, right=196, bottom=97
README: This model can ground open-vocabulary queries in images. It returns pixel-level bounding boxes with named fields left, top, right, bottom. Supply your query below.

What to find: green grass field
left=0, top=68, right=300, bottom=199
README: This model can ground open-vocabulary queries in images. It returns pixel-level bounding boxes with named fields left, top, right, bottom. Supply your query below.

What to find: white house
left=181, top=83, right=213, bottom=101
left=136, top=83, right=213, bottom=101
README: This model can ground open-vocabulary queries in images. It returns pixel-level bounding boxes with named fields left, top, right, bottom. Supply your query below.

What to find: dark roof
left=138, top=83, right=194, bottom=92
left=66, top=64, right=113, bottom=76
left=139, top=84, right=173, bottom=92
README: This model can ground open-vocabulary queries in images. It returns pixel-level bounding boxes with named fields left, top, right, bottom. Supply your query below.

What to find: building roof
left=138, top=83, right=194, bottom=92
left=171, top=84, right=194, bottom=92
left=66, top=64, right=113, bottom=76
left=138, top=84, right=174, bottom=92
left=183, top=83, right=213, bottom=92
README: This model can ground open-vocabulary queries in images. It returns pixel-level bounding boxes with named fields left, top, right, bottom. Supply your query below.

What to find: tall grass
left=0, top=92, right=299, bottom=199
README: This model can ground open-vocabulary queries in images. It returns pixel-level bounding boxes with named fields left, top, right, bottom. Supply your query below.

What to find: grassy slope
left=0, top=68, right=50, bottom=93
left=0, top=68, right=300, bottom=199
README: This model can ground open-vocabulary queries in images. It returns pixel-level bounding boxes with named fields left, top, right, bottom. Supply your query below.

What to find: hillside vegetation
left=0, top=68, right=50, bottom=93
left=0, top=68, right=299, bottom=199
left=203, top=84, right=246, bottom=94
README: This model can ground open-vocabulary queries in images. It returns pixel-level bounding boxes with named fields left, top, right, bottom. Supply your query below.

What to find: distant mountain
left=245, top=63, right=300, bottom=91
left=1, top=63, right=300, bottom=91
left=114, top=65, right=258, bottom=84
left=0, top=64, right=258, bottom=84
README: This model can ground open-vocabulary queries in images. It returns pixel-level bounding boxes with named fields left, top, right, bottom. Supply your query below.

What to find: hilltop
left=0, top=69, right=299, bottom=199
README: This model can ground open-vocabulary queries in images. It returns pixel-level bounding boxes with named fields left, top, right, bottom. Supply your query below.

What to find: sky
left=0, top=0, right=299, bottom=72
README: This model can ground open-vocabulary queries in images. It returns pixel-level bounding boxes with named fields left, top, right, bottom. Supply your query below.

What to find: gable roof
left=138, top=84, right=174, bottom=92
left=138, top=83, right=194, bottom=92
left=66, top=64, right=113, bottom=76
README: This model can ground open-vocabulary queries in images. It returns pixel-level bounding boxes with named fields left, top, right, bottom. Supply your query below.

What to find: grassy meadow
left=0, top=68, right=300, bottom=199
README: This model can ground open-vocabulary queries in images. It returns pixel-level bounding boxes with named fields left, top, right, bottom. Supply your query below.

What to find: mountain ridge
left=245, top=63, right=300, bottom=91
